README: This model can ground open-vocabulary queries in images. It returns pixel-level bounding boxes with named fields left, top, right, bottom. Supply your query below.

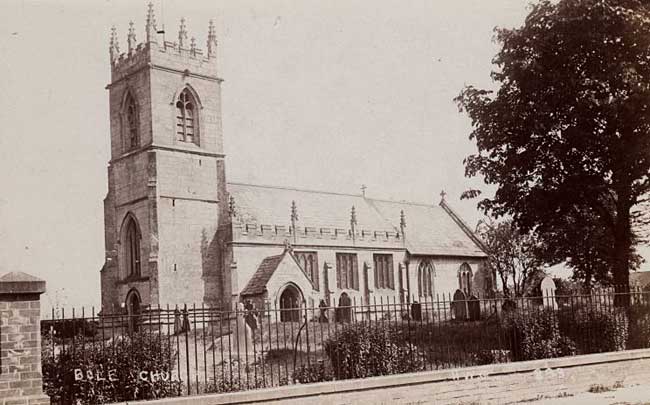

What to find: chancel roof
left=227, top=182, right=486, bottom=258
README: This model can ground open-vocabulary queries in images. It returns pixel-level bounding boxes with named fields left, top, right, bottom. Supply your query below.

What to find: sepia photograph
left=1, top=0, right=650, bottom=404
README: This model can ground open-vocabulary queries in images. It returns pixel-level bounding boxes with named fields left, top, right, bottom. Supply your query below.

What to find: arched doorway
left=336, top=292, right=352, bottom=323
left=279, top=284, right=301, bottom=322
left=126, top=289, right=141, bottom=333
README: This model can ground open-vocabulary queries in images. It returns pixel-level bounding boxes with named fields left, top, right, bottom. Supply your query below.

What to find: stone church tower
left=100, top=5, right=228, bottom=313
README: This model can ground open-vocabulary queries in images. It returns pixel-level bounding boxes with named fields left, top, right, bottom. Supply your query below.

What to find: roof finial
left=350, top=206, right=357, bottom=242
left=127, top=21, right=137, bottom=54
left=400, top=210, right=406, bottom=229
left=440, top=189, right=447, bottom=203
left=283, top=239, right=293, bottom=253
left=228, top=195, right=237, bottom=218
left=361, top=184, right=367, bottom=198
left=178, top=17, right=188, bottom=49
left=290, top=201, right=298, bottom=244
left=145, top=2, right=157, bottom=44
left=190, top=37, right=197, bottom=56
left=207, top=19, right=218, bottom=58
left=109, top=26, right=120, bottom=63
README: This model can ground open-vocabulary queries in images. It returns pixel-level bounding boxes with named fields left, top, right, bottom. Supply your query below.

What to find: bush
left=293, top=361, right=334, bottom=383
left=627, top=304, right=650, bottom=349
left=505, top=308, right=576, bottom=361
left=42, top=332, right=182, bottom=404
left=560, top=307, right=628, bottom=353
left=323, top=323, right=422, bottom=379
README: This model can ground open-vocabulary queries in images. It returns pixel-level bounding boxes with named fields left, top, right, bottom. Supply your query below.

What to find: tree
left=456, top=0, right=650, bottom=298
left=476, top=219, right=546, bottom=298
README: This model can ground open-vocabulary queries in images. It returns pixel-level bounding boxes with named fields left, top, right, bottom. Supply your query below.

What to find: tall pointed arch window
left=124, top=92, right=139, bottom=150
left=418, top=260, right=434, bottom=298
left=459, top=262, right=473, bottom=296
left=124, top=217, right=141, bottom=277
left=176, top=89, right=198, bottom=145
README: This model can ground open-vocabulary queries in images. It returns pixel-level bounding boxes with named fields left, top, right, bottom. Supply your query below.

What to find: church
left=99, top=5, right=490, bottom=316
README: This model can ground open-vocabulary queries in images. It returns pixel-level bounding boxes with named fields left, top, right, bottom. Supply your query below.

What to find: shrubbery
left=505, top=308, right=576, bottom=361
left=323, top=323, right=423, bottom=380
left=293, top=361, right=334, bottom=384
left=559, top=306, right=628, bottom=353
left=626, top=304, right=650, bottom=349
left=42, top=332, right=181, bottom=404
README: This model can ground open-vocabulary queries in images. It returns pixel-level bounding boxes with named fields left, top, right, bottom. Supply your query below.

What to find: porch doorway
left=279, top=284, right=301, bottom=322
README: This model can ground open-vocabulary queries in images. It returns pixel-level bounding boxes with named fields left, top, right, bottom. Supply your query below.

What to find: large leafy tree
left=456, top=0, right=650, bottom=293
left=476, top=219, right=546, bottom=298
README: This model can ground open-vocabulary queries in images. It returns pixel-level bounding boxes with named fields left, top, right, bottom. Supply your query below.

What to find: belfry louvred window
left=176, top=89, right=198, bottom=145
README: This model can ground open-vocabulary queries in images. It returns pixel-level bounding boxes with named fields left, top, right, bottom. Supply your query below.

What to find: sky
left=0, top=0, right=648, bottom=310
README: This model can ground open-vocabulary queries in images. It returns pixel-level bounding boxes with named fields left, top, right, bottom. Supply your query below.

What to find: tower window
left=124, top=217, right=141, bottom=277
left=124, top=92, right=139, bottom=150
left=176, top=89, right=199, bottom=145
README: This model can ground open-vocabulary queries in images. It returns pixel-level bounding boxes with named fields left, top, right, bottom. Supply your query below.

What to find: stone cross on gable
left=440, top=190, right=447, bottom=202
left=361, top=184, right=367, bottom=197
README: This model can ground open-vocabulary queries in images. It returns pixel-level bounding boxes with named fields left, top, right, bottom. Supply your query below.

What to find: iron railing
left=41, top=288, right=650, bottom=404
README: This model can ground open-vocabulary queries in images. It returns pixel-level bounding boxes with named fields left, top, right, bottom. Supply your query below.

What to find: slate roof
left=227, top=183, right=486, bottom=258
left=240, top=254, right=284, bottom=296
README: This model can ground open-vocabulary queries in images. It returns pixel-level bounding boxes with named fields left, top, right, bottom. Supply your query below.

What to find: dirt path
left=525, top=384, right=650, bottom=405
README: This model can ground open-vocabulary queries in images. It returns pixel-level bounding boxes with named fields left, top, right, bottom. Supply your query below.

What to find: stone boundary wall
left=113, top=348, right=650, bottom=405
left=0, top=272, right=50, bottom=405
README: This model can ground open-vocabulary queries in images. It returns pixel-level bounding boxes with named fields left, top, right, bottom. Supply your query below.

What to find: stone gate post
left=0, top=272, right=50, bottom=405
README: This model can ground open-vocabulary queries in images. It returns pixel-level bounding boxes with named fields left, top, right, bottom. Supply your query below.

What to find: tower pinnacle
left=127, top=21, right=137, bottom=54
left=207, top=19, right=218, bottom=58
left=109, top=26, right=120, bottom=63
left=190, top=37, right=197, bottom=56
left=145, top=2, right=157, bottom=43
left=178, top=18, right=188, bottom=49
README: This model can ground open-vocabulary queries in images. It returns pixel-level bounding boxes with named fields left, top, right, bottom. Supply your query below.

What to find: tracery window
left=295, top=251, right=319, bottom=291
left=459, top=262, right=473, bottom=296
left=336, top=253, right=358, bottom=290
left=176, top=89, right=198, bottom=144
left=418, top=260, right=435, bottom=298
left=373, top=254, right=394, bottom=289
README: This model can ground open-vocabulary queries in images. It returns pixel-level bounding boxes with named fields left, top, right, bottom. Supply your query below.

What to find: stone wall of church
left=232, top=244, right=412, bottom=308
left=154, top=151, right=222, bottom=306
left=406, top=256, right=487, bottom=303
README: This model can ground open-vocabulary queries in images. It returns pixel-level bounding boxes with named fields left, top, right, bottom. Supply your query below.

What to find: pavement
left=527, top=384, right=650, bottom=405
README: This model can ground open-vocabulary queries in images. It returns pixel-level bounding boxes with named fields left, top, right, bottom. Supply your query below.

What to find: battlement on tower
left=109, top=3, right=219, bottom=83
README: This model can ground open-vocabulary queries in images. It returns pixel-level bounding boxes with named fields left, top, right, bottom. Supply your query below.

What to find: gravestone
left=452, top=289, right=467, bottom=320
left=468, top=295, right=481, bottom=321
left=232, top=302, right=256, bottom=358
left=411, top=301, right=422, bottom=321
left=540, top=276, right=557, bottom=309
